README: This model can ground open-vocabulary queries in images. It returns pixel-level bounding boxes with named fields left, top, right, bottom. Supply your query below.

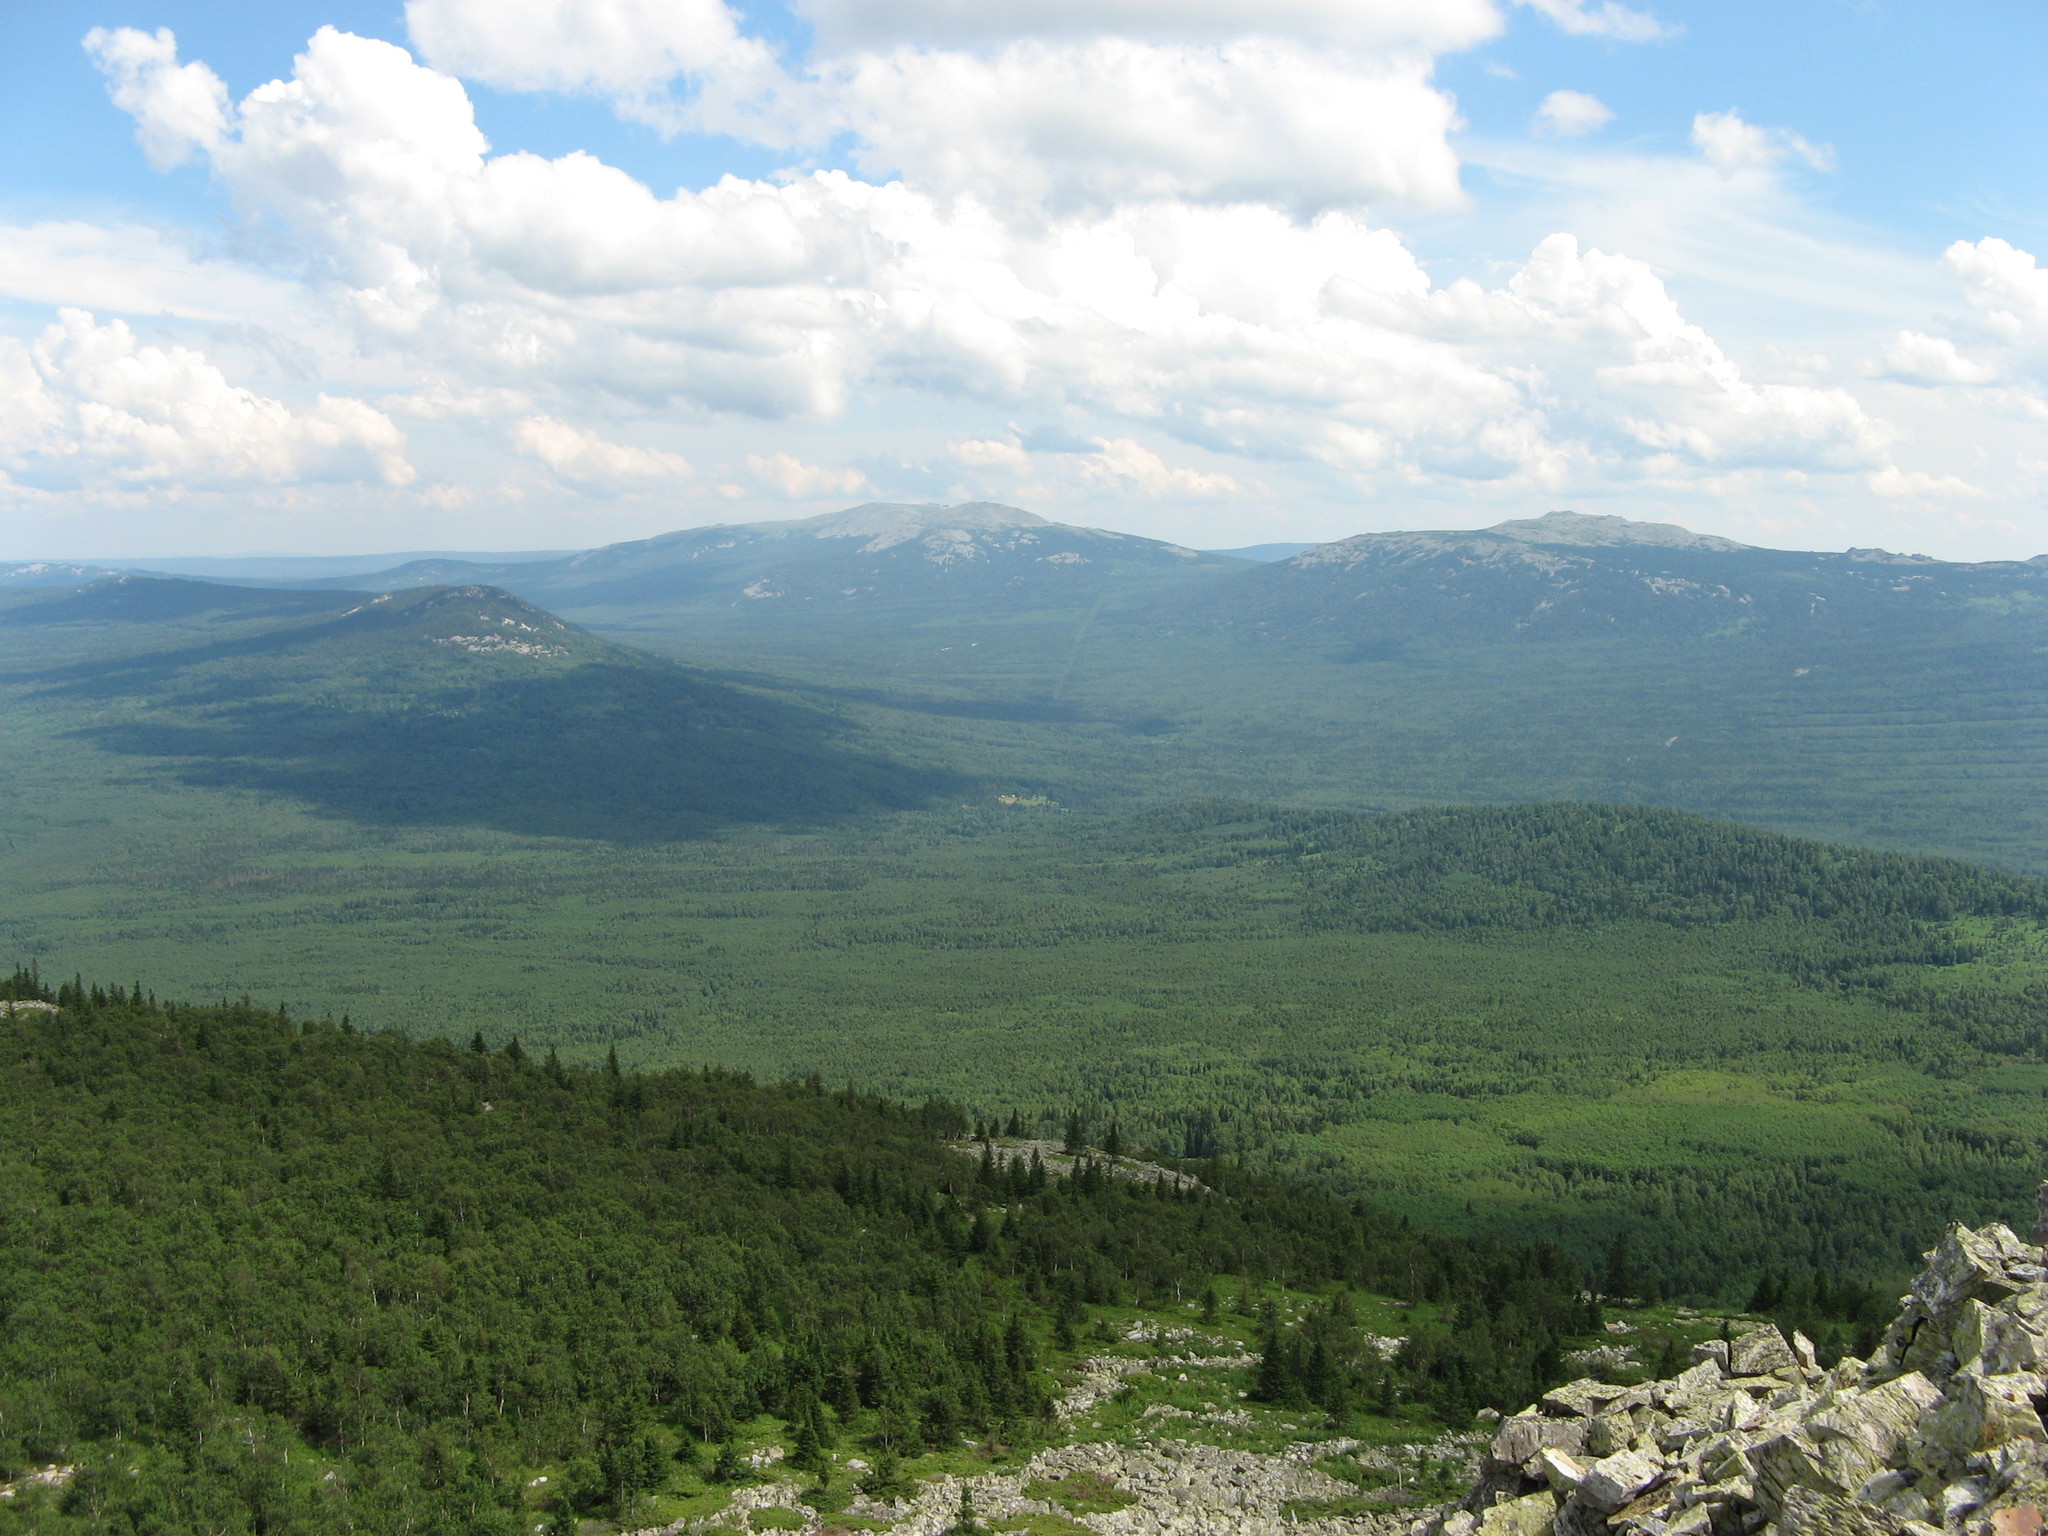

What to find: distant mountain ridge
left=1192, top=509, right=2048, bottom=644
left=260, top=502, right=1241, bottom=616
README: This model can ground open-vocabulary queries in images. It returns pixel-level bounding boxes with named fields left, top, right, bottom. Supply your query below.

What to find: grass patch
left=1026, top=1472, right=1137, bottom=1515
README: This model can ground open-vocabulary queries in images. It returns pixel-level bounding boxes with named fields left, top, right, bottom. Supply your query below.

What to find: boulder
left=1494, top=1414, right=1594, bottom=1472
left=1912, top=1226, right=2036, bottom=1322
left=1546, top=1380, right=1640, bottom=1419
left=1588, top=1414, right=1636, bottom=1458
left=1582, top=1451, right=1666, bottom=1512
left=1914, top=1373, right=2048, bottom=1474
left=1729, top=1326, right=1801, bottom=1380
left=1541, top=1450, right=1589, bottom=1494
left=1806, top=1374, right=1946, bottom=1469
left=1954, top=1303, right=2048, bottom=1378
left=1778, top=1485, right=1916, bottom=1536
left=1478, top=1491, right=1561, bottom=1536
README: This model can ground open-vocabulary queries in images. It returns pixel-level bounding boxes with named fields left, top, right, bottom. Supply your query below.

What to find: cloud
left=745, top=451, right=870, bottom=498
left=1512, top=0, right=1670, bottom=41
left=1691, top=110, right=1834, bottom=174
left=1944, top=237, right=2048, bottom=340
left=830, top=40, right=1464, bottom=213
left=1867, top=466, right=1986, bottom=500
left=1879, top=332, right=2001, bottom=386
left=1879, top=241, right=2048, bottom=399
left=83, top=26, right=1901, bottom=504
left=0, top=221, right=308, bottom=326
left=0, top=309, right=410, bottom=490
left=401, top=0, right=1478, bottom=215
left=405, top=0, right=770, bottom=95
left=1533, top=89, right=1612, bottom=138
left=513, top=415, right=692, bottom=490
left=1081, top=438, right=1242, bottom=497
left=949, top=436, right=1030, bottom=469
left=404, top=0, right=789, bottom=139
left=83, top=26, right=228, bottom=170
left=792, top=0, right=1503, bottom=52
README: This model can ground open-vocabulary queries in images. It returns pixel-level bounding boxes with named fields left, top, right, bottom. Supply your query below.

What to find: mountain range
left=10, top=502, right=2048, bottom=867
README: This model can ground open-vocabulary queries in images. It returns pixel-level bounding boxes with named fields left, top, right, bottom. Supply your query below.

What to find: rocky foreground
left=1443, top=1209, right=2048, bottom=1536
left=627, top=1207, right=2048, bottom=1536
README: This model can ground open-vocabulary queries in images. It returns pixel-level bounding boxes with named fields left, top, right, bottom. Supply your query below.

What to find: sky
left=0, top=0, right=2045, bottom=559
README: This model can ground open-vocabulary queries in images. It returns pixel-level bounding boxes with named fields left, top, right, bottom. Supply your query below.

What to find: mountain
left=315, top=501, right=1242, bottom=614
left=1182, top=510, right=2048, bottom=644
left=0, top=559, right=133, bottom=587
left=0, top=577, right=958, bottom=841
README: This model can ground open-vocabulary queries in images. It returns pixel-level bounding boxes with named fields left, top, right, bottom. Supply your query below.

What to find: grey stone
left=1914, top=1372, right=2047, bottom=1473
left=1477, top=1491, right=1560, bottom=1536
left=1582, top=1451, right=1666, bottom=1512
left=1912, top=1225, right=2034, bottom=1321
left=1545, top=1380, right=1639, bottom=1418
left=1540, top=1450, right=1589, bottom=1494
left=1728, top=1327, right=1800, bottom=1380
left=1954, top=1301, right=2048, bottom=1378
left=1776, top=1486, right=1911, bottom=1536
left=1804, top=1372, right=1944, bottom=1469
left=1495, top=1415, right=1594, bottom=1472
left=1588, top=1415, right=1637, bottom=1458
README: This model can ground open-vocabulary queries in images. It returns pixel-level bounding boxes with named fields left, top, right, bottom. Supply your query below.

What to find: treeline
left=0, top=981, right=1595, bottom=1535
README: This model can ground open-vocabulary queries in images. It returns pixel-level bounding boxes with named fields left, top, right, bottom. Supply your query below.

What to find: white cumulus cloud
left=1512, top=0, right=1670, bottom=41
left=949, top=436, right=1030, bottom=470
left=1945, top=237, right=2048, bottom=340
left=830, top=40, right=1464, bottom=213
left=1082, top=438, right=1242, bottom=497
left=0, top=309, right=411, bottom=489
left=793, top=0, right=1504, bottom=52
left=83, top=26, right=229, bottom=170
left=1880, top=332, right=2001, bottom=387
left=80, top=25, right=1906, bottom=509
left=1533, top=89, right=1612, bottom=138
left=1691, top=110, right=1834, bottom=174
left=746, top=451, right=870, bottom=498
left=513, top=415, right=692, bottom=491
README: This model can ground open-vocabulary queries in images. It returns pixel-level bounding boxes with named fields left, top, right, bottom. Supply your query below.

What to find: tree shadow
left=79, top=661, right=967, bottom=843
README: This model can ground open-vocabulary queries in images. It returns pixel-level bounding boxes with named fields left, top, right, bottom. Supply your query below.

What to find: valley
left=6, top=506, right=2048, bottom=1298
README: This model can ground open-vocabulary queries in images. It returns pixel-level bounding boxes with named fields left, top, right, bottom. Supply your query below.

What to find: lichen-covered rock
left=1476, top=1491, right=1558, bottom=1536
left=1539, top=1449, right=1588, bottom=1493
left=1581, top=1449, right=1666, bottom=1512
left=1955, top=1304, right=2048, bottom=1379
left=1915, top=1374, right=2048, bottom=1475
left=1730, top=1326, right=1803, bottom=1380
left=1544, top=1380, right=1639, bottom=1419
left=1426, top=1190, right=2048, bottom=1536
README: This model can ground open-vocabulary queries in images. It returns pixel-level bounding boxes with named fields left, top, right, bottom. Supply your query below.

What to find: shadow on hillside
left=80, top=661, right=966, bottom=843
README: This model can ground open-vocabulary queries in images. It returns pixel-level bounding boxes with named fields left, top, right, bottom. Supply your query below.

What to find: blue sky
left=1, top=0, right=2044, bottom=558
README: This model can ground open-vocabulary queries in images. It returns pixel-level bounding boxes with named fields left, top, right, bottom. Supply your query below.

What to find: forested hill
left=0, top=980, right=1593, bottom=1534
left=1131, top=801, right=2048, bottom=936
left=0, top=576, right=958, bottom=841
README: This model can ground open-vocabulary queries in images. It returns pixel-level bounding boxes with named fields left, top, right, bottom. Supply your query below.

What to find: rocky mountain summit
left=1442, top=1202, right=2048, bottom=1536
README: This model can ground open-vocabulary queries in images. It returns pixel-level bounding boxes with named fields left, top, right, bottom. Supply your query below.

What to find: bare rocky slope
left=1440, top=1198, right=2048, bottom=1536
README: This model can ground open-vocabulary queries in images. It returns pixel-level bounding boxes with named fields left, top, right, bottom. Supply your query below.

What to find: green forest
left=0, top=980, right=1615, bottom=1534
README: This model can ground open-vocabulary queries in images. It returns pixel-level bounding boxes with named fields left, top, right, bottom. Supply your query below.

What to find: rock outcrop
left=1436, top=1210, right=2048, bottom=1536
